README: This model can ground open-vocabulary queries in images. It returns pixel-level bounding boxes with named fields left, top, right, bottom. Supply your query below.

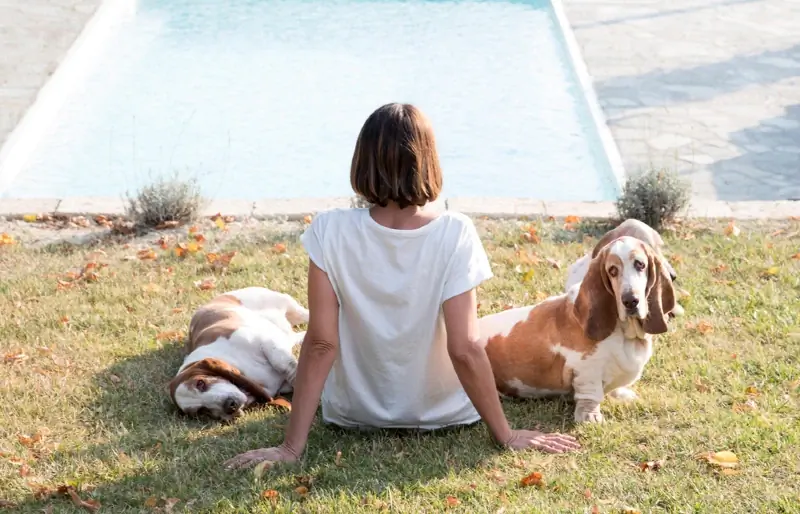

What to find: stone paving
left=1, top=0, right=798, bottom=202
left=564, top=0, right=800, bottom=201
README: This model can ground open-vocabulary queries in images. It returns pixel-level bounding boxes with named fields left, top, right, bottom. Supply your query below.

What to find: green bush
left=125, top=174, right=205, bottom=228
left=615, top=169, right=690, bottom=230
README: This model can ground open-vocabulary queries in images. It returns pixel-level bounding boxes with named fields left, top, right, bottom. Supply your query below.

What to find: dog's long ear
left=573, top=246, right=618, bottom=341
left=642, top=244, right=676, bottom=335
left=168, top=359, right=272, bottom=405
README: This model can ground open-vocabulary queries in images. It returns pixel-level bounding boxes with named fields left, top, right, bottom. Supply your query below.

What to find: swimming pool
left=0, top=0, right=623, bottom=202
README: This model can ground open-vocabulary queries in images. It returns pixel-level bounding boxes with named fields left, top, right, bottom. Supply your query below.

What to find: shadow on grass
left=16, top=342, right=577, bottom=512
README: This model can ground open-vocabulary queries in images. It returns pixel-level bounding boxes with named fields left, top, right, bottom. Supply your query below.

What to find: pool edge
left=549, top=0, right=626, bottom=192
left=1, top=196, right=797, bottom=221
left=0, top=0, right=135, bottom=195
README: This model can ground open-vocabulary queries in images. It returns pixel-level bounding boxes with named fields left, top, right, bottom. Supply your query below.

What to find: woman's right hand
left=503, top=430, right=581, bottom=453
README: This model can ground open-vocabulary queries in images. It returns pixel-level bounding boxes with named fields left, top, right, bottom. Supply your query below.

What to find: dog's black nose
left=622, top=295, right=639, bottom=310
left=223, top=398, right=241, bottom=414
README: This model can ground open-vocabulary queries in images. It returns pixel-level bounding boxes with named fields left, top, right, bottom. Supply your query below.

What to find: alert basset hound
left=565, top=219, right=683, bottom=317
left=169, top=287, right=308, bottom=421
left=481, top=236, right=675, bottom=423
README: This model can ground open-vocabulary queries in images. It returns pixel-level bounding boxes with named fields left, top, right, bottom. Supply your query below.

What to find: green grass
left=1, top=217, right=799, bottom=513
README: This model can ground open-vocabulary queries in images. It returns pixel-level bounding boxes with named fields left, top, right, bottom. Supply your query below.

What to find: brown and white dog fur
left=481, top=236, right=675, bottom=423
left=565, top=219, right=683, bottom=317
left=169, top=287, right=308, bottom=421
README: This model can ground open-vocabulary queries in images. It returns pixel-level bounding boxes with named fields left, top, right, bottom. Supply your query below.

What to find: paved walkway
left=1, top=0, right=798, bottom=202
left=564, top=0, right=800, bottom=201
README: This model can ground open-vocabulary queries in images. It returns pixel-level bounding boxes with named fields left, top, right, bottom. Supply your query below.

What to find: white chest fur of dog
left=482, top=236, right=675, bottom=423
left=169, top=287, right=308, bottom=421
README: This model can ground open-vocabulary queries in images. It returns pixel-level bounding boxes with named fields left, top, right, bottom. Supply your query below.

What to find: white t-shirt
left=300, top=208, right=493, bottom=430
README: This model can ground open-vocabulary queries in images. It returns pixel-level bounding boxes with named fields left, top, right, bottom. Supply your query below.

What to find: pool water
left=1, top=0, right=620, bottom=201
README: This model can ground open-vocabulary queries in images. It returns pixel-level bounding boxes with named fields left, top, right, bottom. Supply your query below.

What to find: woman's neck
left=369, top=202, right=439, bottom=230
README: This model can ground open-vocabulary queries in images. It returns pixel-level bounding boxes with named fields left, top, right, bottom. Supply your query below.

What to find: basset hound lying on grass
left=481, top=234, right=675, bottom=423
left=169, top=287, right=308, bottom=421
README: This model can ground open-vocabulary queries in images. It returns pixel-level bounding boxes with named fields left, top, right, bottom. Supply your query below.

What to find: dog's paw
left=608, top=387, right=638, bottom=402
left=574, top=400, right=604, bottom=423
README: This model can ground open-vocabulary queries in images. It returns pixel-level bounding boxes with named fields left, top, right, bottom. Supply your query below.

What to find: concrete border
left=2, top=196, right=799, bottom=220
left=550, top=0, right=627, bottom=192
left=0, top=0, right=133, bottom=193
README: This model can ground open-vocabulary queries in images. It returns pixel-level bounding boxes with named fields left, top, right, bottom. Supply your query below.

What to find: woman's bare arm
left=224, top=261, right=339, bottom=469
left=443, top=289, right=581, bottom=453
left=281, top=261, right=340, bottom=455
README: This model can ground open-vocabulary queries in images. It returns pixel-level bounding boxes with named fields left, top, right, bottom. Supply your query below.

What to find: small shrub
left=125, top=174, right=205, bottom=228
left=615, top=169, right=690, bottom=230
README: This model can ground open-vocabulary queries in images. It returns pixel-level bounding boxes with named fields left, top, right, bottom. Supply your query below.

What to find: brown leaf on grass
left=272, top=243, right=287, bottom=254
left=156, top=236, right=170, bottom=250
left=669, top=254, right=683, bottom=266
left=445, top=496, right=460, bottom=507
left=268, top=397, right=292, bottom=411
left=745, top=385, right=759, bottom=396
left=622, top=508, right=642, bottom=514
left=294, top=486, right=309, bottom=497
left=521, top=225, right=541, bottom=244
left=723, top=221, right=741, bottom=237
left=0, top=233, right=16, bottom=246
left=583, top=489, right=592, bottom=499
left=144, top=496, right=158, bottom=508
left=19, top=464, right=32, bottom=477
left=164, top=498, right=180, bottom=512
left=59, top=315, right=70, bottom=325
left=698, top=451, right=739, bottom=469
left=142, top=283, right=161, bottom=294
left=690, top=321, right=714, bottom=335
left=732, top=400, right=758, bottom=413
left=193, top=233, right=206, bottom=243
left=564, top=215, right=581, bottom=224
left=66, top=487, right=100, bottom=512
left=194, top=278, right=216, bottom=291
left=207, top=251, right=237, bottom=271
left=137, top=249, right=157, bottom=261
left=3, top=351, right=28, bottom=364
left=173, top=243, right=188, bottom=258
left=711, top=263, right=728, bottom=274
left=791, top=253, right=800, bottom=260
left=520, top=471, right=544, bottom=488
left=295, top=475, right=314, bottom=489
left=590, top=506, right=600, bottom=514
left=639, top=459, right=665, bottom=472
left=261, top=490, right=279, bottom=500
left=171, top=307, right=185, bottom=314
left=545, top=258, right=561, bottom=270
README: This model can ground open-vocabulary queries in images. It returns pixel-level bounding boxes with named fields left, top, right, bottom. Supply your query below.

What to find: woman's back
left=302, top=207, right=491, bottom=429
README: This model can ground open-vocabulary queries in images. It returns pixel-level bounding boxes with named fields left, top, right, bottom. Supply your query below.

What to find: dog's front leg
left=572, top=373, right=605, bottom=423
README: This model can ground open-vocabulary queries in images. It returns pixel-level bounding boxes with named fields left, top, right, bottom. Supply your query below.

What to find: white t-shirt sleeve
left=300, top=212, right=328, bottom=272
left=441, top=219, right=493, bottom=302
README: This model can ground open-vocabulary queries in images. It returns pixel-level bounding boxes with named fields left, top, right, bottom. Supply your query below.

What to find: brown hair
left=350, top=103, right=443, bottom=209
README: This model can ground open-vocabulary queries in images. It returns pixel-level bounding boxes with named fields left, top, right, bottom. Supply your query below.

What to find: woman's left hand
left=224, top=444, right=299, bottom=470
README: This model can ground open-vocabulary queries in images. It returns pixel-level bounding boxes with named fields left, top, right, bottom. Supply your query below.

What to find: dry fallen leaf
left=445, top=496, right=460, bottom=507
left=791, top=253, right=800, bottom=260
left=272, top=243, right=287, bottom=254
left=639, top=459, right=665, bottom=472
left=207, top=251, right=237, bottom=271
left=144, top=496, right=159, bottom=508
left=696, top=321, right=714, bottom=335
left=155, top=220, right=180, bottom=230
left=3, top=351, right=28, bottom=364
left=67, top=487, right=100, bottom=512
left=294, top=486, right=309, bottom=497
left=564, top=215, right=581, bottom=224
left=583, top=489, right=592, bottom=499
left=268, top=397, right=292, bottom=411
left=0, top=233, right=17, bottom=246
left=522, top=225, right=541, bottom=244
left=194, top=278, right=217, bottom=291
left=520, top=471, right=544, bottom=488
left=694, top=379, right=711, bottom=393
left=699, top=450, right=739, bottom=469
left=732, top=400, right=758, bottom=413
left=723, top=220, right=741, bottom=237
left=137, top=248, right=157, bottom=261
left=711, top=263, right=728, bottom=274
left=261, top=489, right=279, bottom=500
left=156, top=330, right=185, bottom=342
left=590, top=506, right=600, bottom=514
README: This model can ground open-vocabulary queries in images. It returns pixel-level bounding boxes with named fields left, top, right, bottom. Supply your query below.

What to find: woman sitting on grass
left=224, top=103, right=579, bottom=470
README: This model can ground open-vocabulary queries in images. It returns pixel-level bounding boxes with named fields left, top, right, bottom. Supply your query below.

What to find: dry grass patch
left=1, top=217, right=799, bottom=513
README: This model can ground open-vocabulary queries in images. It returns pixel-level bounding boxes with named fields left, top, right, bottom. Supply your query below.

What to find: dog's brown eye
left=634, top=260, right=645, bottom=272
left=608, top=266, right=618, bottom=277
left=196, top=379, right=207, bottom=392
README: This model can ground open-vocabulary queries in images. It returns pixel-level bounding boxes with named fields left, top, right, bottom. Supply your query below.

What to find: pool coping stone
left=2, top=197, right=799, bottom=221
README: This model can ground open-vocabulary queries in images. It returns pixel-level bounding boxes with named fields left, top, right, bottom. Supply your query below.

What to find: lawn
left=1, top=216, right=799, bottom=513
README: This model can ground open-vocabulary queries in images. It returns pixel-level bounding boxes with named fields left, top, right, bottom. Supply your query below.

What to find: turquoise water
left=2, top=0, right=618, bottom=201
